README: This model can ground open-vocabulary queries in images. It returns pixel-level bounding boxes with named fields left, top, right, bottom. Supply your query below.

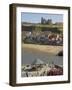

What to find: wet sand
left=22, top=43, right=63, bottom=55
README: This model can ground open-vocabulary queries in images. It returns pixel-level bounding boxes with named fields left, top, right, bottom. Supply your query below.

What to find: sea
left=21, top=47, right=63, bottom=67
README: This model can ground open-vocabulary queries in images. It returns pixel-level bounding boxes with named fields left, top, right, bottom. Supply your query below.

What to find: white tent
left=32, top=58, right=44, bottom=65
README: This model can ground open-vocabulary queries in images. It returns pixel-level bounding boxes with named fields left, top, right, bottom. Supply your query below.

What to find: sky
left=21, top=12, right=63, bottom=23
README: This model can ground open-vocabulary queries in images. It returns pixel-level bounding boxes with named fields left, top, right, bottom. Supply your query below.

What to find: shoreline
left=22, top=43, right=63, bottom=55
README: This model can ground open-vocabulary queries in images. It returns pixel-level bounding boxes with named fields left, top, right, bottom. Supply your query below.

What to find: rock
left=57, top=51, right=63, bottom=56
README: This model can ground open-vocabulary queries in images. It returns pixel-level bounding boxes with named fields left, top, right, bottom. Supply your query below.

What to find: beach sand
left=22, top=43, right=63, bottom=55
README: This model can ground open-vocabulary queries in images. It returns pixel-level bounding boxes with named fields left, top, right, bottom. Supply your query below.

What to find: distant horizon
left=21, top=12, right=63, bottom=24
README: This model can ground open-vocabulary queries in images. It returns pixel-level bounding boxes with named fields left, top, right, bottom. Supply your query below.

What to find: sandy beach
left=22, top=43, right=63, bottom=55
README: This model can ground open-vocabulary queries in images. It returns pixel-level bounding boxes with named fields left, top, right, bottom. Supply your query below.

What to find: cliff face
left=22, top=23, right=63, bottom=33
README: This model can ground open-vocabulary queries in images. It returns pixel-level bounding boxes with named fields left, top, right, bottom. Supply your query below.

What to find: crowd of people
left=47, top=65, right=63, bottom=76
left=21, top=63, right=63, bottom=77
left=23, top=31, right=63, bottom=46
